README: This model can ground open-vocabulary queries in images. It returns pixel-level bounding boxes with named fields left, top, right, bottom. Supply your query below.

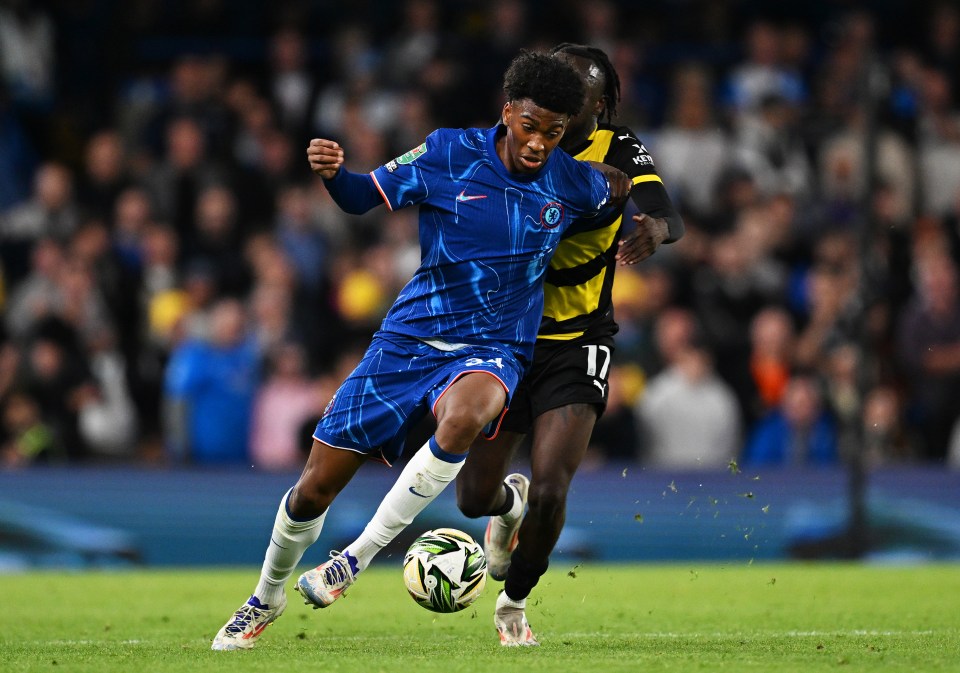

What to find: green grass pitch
left=3, top=563, right=959, bottom=672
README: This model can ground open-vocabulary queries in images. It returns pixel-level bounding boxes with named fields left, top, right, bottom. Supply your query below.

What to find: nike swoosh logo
left=456, top=190, right=487, bottom=202
left=408, top=487, right=430, bottom=498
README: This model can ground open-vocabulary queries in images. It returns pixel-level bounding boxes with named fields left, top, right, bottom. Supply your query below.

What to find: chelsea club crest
left=539, top=202, right=564, bottom=229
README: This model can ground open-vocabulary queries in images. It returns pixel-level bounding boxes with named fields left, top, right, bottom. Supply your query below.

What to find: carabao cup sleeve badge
left=396, top=143, right=428, bottom=165
left=540, top=202, right=564, bottom=229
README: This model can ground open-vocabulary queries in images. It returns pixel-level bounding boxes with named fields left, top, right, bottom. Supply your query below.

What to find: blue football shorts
left=313, top=332, right=523, bottom=465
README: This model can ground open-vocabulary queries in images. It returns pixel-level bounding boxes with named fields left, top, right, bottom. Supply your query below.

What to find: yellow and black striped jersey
left=538, top=123, right=676, bottom=342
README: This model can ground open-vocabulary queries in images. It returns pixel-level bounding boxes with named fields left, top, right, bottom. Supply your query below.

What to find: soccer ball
left=403, top=528, right=487, bottom=613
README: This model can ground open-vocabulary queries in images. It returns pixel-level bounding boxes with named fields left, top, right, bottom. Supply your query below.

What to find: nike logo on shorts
left=408, top=487, right=430, bottom=498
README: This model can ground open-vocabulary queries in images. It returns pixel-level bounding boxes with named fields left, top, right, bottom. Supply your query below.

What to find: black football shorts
left=501, top=335, right=616, bottom=434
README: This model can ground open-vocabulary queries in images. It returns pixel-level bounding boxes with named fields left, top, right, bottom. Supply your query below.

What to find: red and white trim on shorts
left=430, top=369, right=510, bottom=441
left=311, top=435, right=393, bottom=467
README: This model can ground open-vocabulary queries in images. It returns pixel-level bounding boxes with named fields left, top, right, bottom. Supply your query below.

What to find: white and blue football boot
left=211, top=594, right=286, bottom=650
left=295, top=550, right=357, bottom=609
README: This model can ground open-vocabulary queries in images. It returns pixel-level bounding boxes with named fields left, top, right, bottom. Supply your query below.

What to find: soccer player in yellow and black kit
left=456, top=43, right=684, bottom=646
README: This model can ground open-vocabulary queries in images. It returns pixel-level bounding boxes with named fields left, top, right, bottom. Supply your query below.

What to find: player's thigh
left=525, top=339, right=611, bottom=487
left=435, top=371, right=507, bottom=426
left=529, top=403, right=598, bottom=489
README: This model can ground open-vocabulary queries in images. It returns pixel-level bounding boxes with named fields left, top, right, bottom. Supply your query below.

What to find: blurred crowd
left=2, top=0, right=960, bottom=471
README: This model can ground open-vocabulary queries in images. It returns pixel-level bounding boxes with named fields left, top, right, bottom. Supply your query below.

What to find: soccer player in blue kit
left=211, top=50, right=630, bottom=650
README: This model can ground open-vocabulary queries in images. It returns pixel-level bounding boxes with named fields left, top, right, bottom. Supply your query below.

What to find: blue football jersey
left=370, top=125, right=611, bottom=365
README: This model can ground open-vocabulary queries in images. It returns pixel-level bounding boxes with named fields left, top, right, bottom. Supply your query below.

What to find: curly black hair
left=550, top=43, right=621, bottom=122
left=502, top=50, right=585, bottom=118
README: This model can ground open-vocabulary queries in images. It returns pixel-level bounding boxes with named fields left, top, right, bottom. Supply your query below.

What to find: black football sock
left=489, top=481, right=515, bottom=517
left=503, top=550, right=549, bottom=601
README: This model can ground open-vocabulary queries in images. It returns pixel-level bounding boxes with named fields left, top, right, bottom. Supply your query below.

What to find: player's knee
left=457, top=500, right=486, bottom=519
left=527, top=482, right=567, bottom=522
left=455, top=474, right=494, bottom=518
left=456, top=489, right=492, bottom=519
left=289, top=482, right=337, bottom=519
left=436, top=408, right=491, bottom=450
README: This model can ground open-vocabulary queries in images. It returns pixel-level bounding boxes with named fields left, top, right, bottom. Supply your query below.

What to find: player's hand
left=616, top=213, right=670, bottom=265
left=606, top=169, right=632, bottom=206
left=587, top=161, right=631, bottom=206
left=307, top=139, right=345, bottom=179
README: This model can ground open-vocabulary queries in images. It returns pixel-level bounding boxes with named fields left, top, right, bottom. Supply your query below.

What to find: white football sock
left=345, top=437, right=466, bottom=572
left=254, top=489, right=326, bottom=606
left=498, top=589, right=526, bottom=609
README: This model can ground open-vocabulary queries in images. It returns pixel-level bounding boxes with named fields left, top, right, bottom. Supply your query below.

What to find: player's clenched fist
left=306, top=139, right=345, bottom=179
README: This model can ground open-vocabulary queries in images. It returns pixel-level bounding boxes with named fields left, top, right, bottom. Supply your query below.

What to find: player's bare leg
left=497, top=403, right=597, bottom=646
left=458, top=431, right=528, bottom=580
left=456, top=430, right=523, bottom=518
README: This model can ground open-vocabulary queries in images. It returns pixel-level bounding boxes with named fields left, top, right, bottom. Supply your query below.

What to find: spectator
left=896, top=251, right=960, bottom=461
left=793, top=235, right=859, bottom=370
left=162, top=298, right=260, bottom=465
left=916, top=66, right=960, bottom=215
left=111, top=187, right=154, bottom=272
left=263, top=27, right=318, bottom=140
left=15, top=317, right=98, bottom=461
left=749, top=305, right=795, bottom=415
left=817, top=108, right=916, bottom=226
left=1, top=162, right=80, bottom=285
left=249, top=342, right=323, bottom=472
left=139, top=54, right=232, bottom=162
left=76, top=130, right=131, bottom=223
left=248, top=281, right=301, bottom=356
left=1, top=389, right=58, bottom=466
left=381, top=0, right=446, bottom=89
left=724, top=20, right=806, bottom=117
left=78, top=343, right=138, bottom=461
left=732, top=92, right=812, bottom=201
left=141, top=116, right=229, bottom=247
left=273, top=183, right=328, bottom=300
left=4, top=237, right=64, bottom=339
left=691, top=227, right=786, bottom=418
left=185, top=184, right=251, bottom=298
left=653, top=64, right=732, bottom=218
left=635, top=320, right=741, bottom=468
left=923, top=2, right=960, bottom=102
left=862, top=384, right=917, bottom=466
left=743, top=374, right=839, bottom=467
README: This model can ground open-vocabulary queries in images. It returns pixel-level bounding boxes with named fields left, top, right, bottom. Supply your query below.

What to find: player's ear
left=594, top=96, right=606, bottom=118
left=502, top=101, right=512, bottom=126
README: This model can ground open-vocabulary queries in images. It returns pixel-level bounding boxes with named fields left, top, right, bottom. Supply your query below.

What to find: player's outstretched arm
left=307, top=139, right=383, bottom=215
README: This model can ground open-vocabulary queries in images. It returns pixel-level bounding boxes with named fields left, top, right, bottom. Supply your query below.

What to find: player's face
left=555, top=53, right=606, bottom=148
left=500, top=99, right=569, bottom=174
